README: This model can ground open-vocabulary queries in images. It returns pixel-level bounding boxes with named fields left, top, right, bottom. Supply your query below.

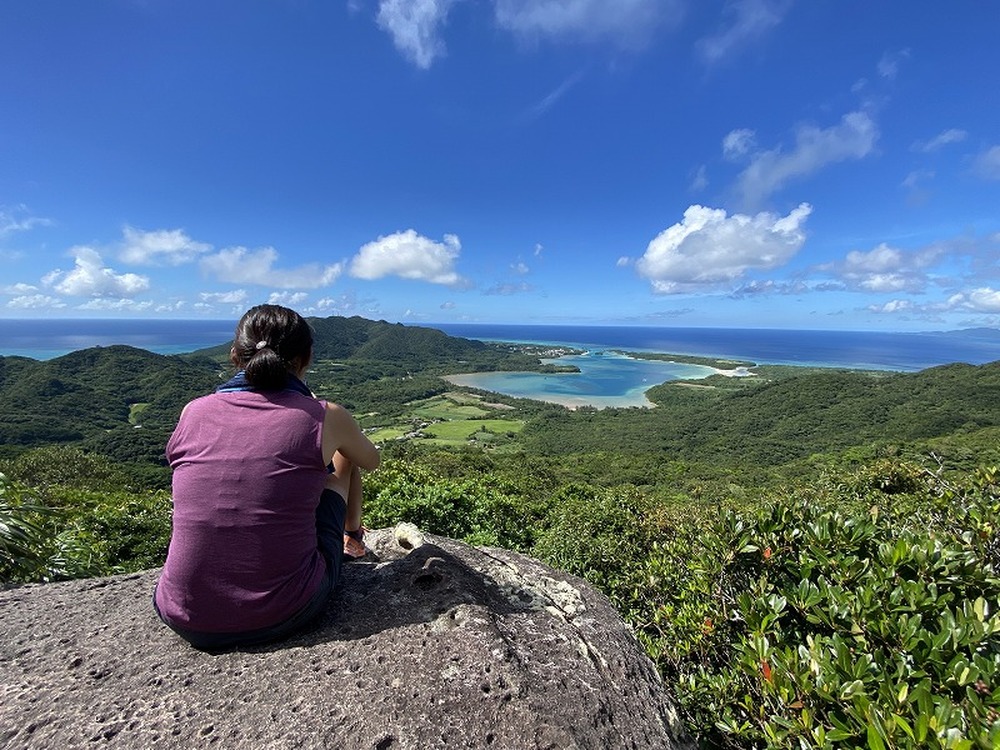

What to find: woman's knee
left=326, top=452, right=355, bottom=495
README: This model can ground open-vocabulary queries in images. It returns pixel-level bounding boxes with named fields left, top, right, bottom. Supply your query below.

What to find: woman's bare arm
left=321, top=402, right=380, bottom=470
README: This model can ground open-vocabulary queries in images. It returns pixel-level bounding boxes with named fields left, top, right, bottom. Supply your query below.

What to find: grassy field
left=422, top=418, right=523, bottom=441
left=128, top=403, right=150, bottom=425
left=367, top=392, right=525, bottom=448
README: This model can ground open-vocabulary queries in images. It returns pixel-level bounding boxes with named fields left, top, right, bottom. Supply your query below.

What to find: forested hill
left=0, top=316, right=556, bottom=460
left=192, top=315, right=552, bottom=375
left=0, top=346, right=220, bottom=460
left=521, top=360, right=1000, bottom=467
left=3, top=316, right=999, bottom=473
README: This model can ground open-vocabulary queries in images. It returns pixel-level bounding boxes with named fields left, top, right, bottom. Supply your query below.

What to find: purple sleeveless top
left=155, top=390, right=328, bottom=633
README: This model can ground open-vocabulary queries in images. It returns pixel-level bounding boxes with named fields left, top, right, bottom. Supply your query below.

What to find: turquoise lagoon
left=444, top=351, right=721, bottom=409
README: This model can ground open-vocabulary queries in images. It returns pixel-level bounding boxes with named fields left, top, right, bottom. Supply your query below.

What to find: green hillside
left=0, top=346, right=221, bottom=459
left=521, top=362, right=1000, bottom=467
left=191, top=315, right=556, bottom=375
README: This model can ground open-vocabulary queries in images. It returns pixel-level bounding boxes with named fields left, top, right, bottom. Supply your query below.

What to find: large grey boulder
left=1, top=526, right=693, bottom=749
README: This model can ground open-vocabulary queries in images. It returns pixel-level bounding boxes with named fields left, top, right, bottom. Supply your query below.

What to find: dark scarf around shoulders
left=216, top=370, right=313, bottom=398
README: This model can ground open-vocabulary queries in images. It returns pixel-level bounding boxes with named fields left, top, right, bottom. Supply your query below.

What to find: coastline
left=441, top=372, right=661, bottom=410
left=442, top=349, right=757, bottom=410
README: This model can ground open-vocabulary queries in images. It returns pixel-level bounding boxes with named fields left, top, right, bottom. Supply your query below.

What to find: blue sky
left=1, top=1, right=998, bottom=330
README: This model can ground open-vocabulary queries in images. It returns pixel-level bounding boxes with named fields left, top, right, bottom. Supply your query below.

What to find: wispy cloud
left=201, top=246, right=343, bottom=289
left=972, top=145, right=1000, bottom=180
left=520, top=71, right=585, bottom=122
left=722, top=128, right=756, bottom=160
left=912, top=128, right=967, bottom=153
left=689, top=164, right=709, bottom=192
left=199, top=290, right=248, bottom=304
left=483, top=281, right=534, bottom=295
left=376, top=0, right=460, bottom=69
left=877, top=48, right=911, bottom=80
left=696, top=0, right=792, bottom=65
left=375, top=0, right=681, bottom=69
left=494, top=0, right=677, bottom=46
left=0, top=204, right=50, bottom=239
left=733, top=111, right=878, bottom=208
left=120, top=226, right=212, bottom=265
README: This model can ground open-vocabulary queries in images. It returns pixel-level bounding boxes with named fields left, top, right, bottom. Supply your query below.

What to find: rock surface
left=1, top=525, right=693, bottom=749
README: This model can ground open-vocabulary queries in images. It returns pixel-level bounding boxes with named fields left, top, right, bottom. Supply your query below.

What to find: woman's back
left=154, top=389, right=328, bottom=633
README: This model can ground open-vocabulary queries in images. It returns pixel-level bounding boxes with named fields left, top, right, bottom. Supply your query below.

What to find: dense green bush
left=363, top=459, right=545, bottom=550
left=0, top=453, right=172, bottom=584
left=0, top=472, right=54, bottom=581
left=630, top=465, right=1000, bottom=749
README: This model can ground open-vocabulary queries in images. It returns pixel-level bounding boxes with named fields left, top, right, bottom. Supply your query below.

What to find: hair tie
left=255, top=340, right=268, bottom=350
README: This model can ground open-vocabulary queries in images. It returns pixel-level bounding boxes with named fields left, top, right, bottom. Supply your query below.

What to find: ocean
left=431, top=324, right=1000, bottom=408
left=431, top=323, right=1000, bottom=372
left=0, top=318, right=238, bottom=360
left=3, top=318, right=999, bottom=409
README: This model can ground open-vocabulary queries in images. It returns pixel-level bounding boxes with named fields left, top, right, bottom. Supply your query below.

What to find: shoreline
left=442, top=349, right=758, bottom=410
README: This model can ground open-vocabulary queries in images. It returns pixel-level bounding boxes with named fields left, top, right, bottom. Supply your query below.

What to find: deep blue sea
left=3, top=319, right=999, bottom=408
left=430, top=323, right=1000, bottom=407
left=432, top=323, right=1000, bottom=372
left=0, top=318, right=237, bottom=360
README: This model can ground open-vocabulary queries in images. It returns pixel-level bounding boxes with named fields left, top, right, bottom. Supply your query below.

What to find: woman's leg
left=315, top=488, right=347, bottom=576
left=327, top=452, right=366, bottom=558
left=328, top=451, right=363, bottom=534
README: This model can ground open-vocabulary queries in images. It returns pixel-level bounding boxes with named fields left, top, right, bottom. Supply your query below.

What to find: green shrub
left=0, top=472, right=54, bottom=582
left=0, top=467, right=172, bottom=584
left=641, top=466, right=1000, bottom=749
left=532, top=483, right=668, bottom=609
left=363, top=459, right=539, bottom=549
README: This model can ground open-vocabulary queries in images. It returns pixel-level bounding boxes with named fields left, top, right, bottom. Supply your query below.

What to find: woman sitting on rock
left=154, top=304, right=379, bottom=650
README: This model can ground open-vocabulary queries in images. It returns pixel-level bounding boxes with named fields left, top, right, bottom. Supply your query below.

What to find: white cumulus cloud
left=350, top=229, right=464, bottom=286
left=635, top=203, right=812, bottom=293
left=843, top=243, right=905, bottom=274
left=825, top=242, right=943, bottom=294
left=201, top=247, right=343, bottom=289
left=951, top=287, right=1000, bottom=313
left=120, top=226, right=212, bottom=265
left=3, top=282, right=38, bottom=295
left=868, top=299, right=913, bottom=314
left=267, top=291, right=309, bottom=306
left=377, top=0, right=459, bottom=69
left=7, top=294, right=67, bottom=310
left=734, top=111, right=878, bottom=207
left=47, top=247, right=150, bottom=298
